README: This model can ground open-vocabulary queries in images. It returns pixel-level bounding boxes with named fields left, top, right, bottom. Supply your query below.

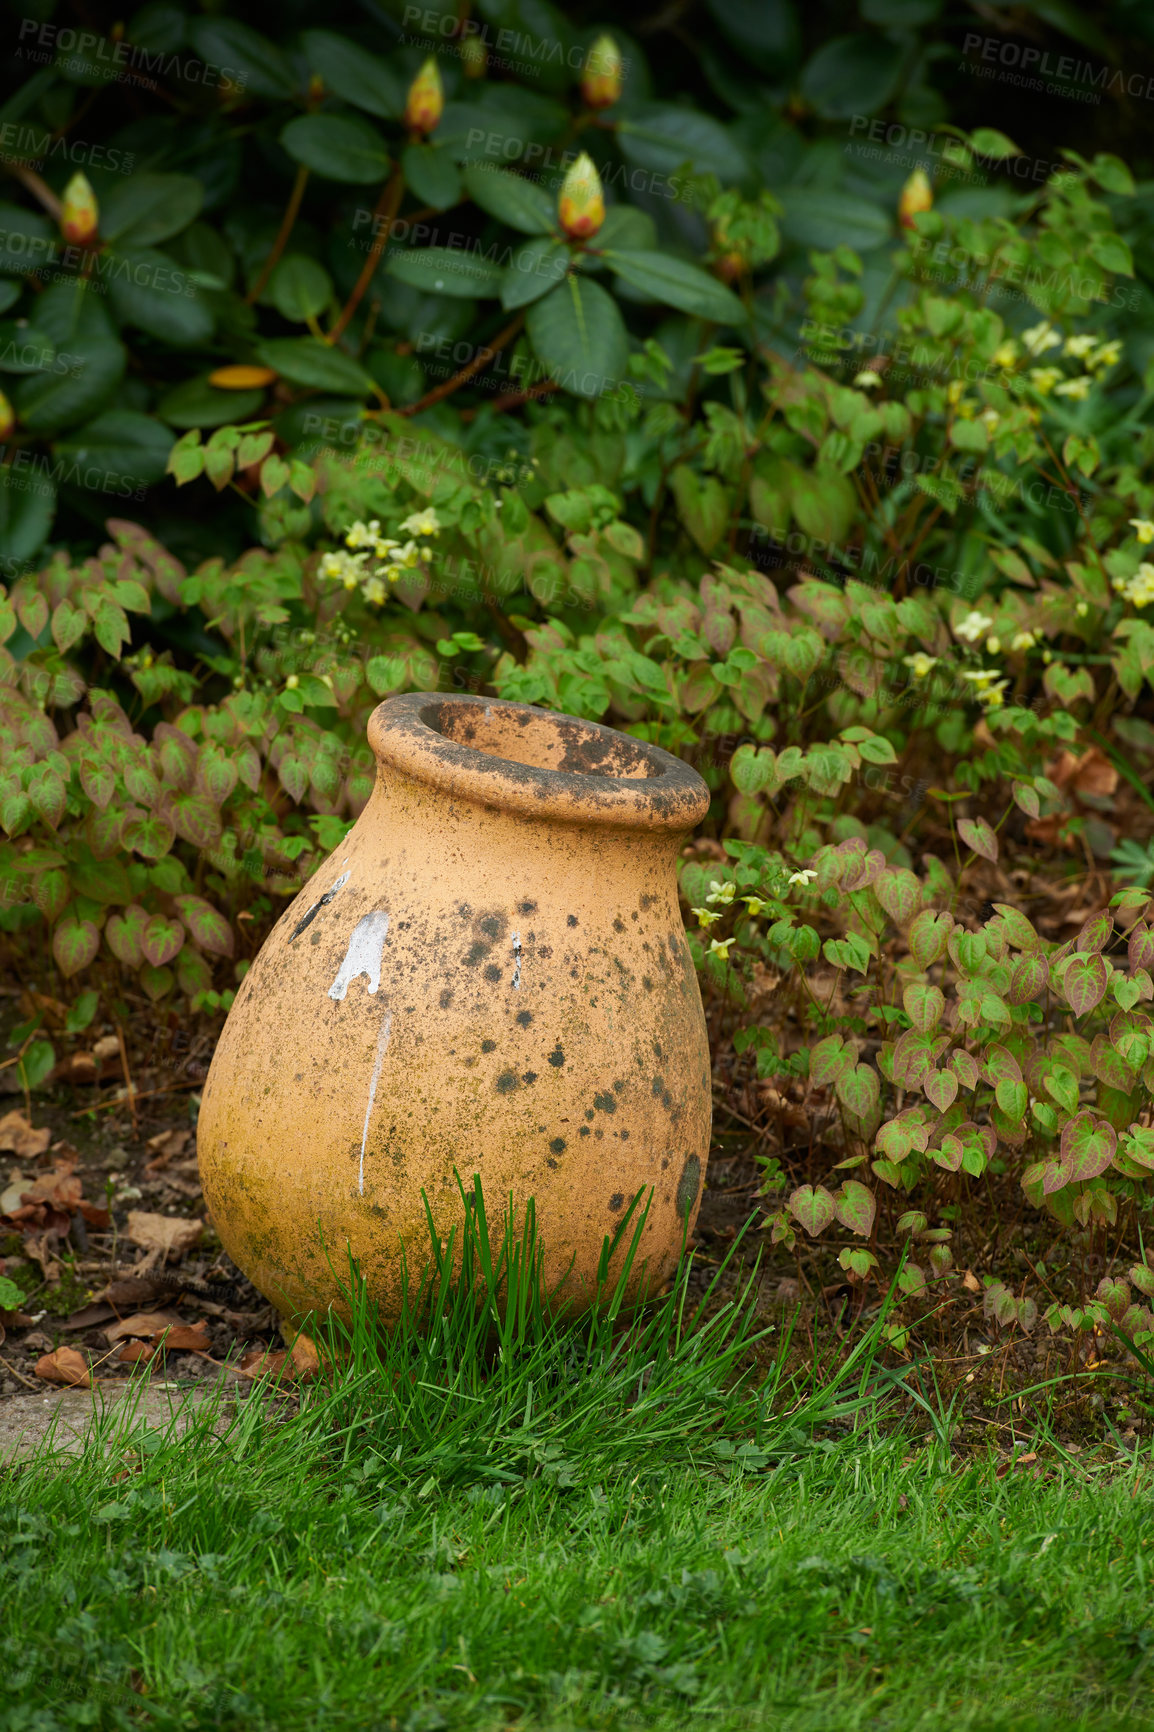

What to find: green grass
left=2, top=1184, right=1152, bottom=1732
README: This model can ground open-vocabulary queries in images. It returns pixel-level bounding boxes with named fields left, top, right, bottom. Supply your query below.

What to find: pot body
left=197, top=695, right=712, bottom=1323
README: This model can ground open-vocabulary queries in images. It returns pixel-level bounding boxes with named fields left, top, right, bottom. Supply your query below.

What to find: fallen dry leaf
left=34, top=1346, right=92, bottom=1388
left=1047, top=746, right=1118, bottom=800
left=0, top=1112, right=52, bottom=1160
left=118, top=1340, right=155, bottom=1366
left=49, top=1053, right=99, bottom=1087
left=287, top=1331, right=320, bottom=1379
left=236, top=1346, right=293, bottom=1381
left=126, top=1212, right=203, bottom=1259
left=105, top=1310, right=183, bottom=1344
left=962, top=1270, right=982, bottom=1293
left=152, top=1321, right=210, bottom=1352
left=144, top=1129, right=191, bottom=1174
left=59, top=1302, right=117, bottom=1333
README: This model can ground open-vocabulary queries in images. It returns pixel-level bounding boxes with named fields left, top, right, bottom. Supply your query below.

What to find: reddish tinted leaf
left=788, top=1184, right=836, bottom=1237
left=957, top=816, right=998, bottom=862
left=1091, top=1034, right=1134, bottom=1092
left=105, top=904, right=150, bottom=967
left=924, top=1069, right=958, bottom=1113
left=892, top=1028, right=947, bottom=1089
left=166, top=793, right=222, bottom=849
left=175, top=895, right=233, bottom=957
left=948, top=1050, right=980, bottom=1090
left=902, top=982, right=944, bottom=1031
left=154, top=722, right=198, bottom=789
left=1007, top=953, right=1048, bottom=1006
left=908, top=908, right=952, bottom=968
left=1128, top=922, right=1154, bottom=972
left=139, top=963, right=175, bottom=1002
left=983, top=1044, right=1022, bottom=1086
left=809, top=1033, right=852, bottom=1086
left=122, top=811, right=175, bottom=858
left=142, top=915, right=184, bottom=968
left=874, top=868, right=920, bottom=926
left=1062, top=952, right=1108, bottom=1017
left=1075, top=911, right=1112, bottom=955
left=53, top=917, right=100, bottom=978
left=198, top=743, right=238, bottom=806
left=834, top=1179, right=876, bottom=1237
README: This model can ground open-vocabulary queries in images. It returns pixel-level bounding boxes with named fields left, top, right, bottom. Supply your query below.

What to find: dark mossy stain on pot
left=522, top=1070, right=538, bottom=1084
left=548, top=1045, right=564, bottom=1067
left=676, top=1154, right=701, bottom=1217
left=484, top=963, right=503, bottom=982
left=518, top=899, right=538, bottom=914
left=464, top=941, right=490, bottom=966
left=439, top=988, right=453, bottom=1009
left=608, top=1192, right=624, bottom=1212
left=496, top=1069, right=518, bottom=1093
left=567, top=914, right=578, bottom=926
left=479, top=913, right=507, bottom=941
left=481, top=1039, right=496, bottom=1053
left=593, top=1091, right=617, bottom=1113
left=516, top=1009, right=533, bottom=1026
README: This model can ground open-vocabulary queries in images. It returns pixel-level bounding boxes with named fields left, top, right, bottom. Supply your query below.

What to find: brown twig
left=246, top=164, right=310, bottom=306
left=112, top=1019, right=139, bottom=1138
left=0, top=1356, right=40, bottom=1390
left=70, top=1080, right=201, bottom=1120
left=400, top=312, right=527, bottom=417
left=2, top=164, right=62, bottom=219
left=328, top=166, right=406, bottom=345
left=461, top=380, right=561, bottom=419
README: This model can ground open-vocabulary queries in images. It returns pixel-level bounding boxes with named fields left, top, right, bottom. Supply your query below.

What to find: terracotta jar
left=197, top=694, right=712, bottom=1324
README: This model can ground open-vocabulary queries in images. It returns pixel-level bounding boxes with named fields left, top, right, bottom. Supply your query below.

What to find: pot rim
left=367, top=693, right=710, bottom=832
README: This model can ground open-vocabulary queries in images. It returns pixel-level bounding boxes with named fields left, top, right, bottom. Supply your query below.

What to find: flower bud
left=0, top=389, right=13, bottom=440
left=581, top=35, right=623, bottom=108
left=60, top=171, right=99, bottom=246
left=898, top=168, right=932, bottom=231
left=558, top=152, right=605, bottom=240
left=404, top=57, right=444, bottom=135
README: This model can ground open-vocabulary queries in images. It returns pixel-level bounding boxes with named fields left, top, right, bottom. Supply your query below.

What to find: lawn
left=2, top=1207, right=1152, bottom=1732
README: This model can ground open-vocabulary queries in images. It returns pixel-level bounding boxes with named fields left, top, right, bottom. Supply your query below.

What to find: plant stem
left=247, top=164, right=310, bottom=306
left=329, top=167, right=406, bottom=345
left=400, top=312, right=526, bottom=417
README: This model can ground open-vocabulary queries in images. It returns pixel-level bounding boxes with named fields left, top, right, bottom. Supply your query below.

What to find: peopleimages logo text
left=961, top=31, right=1154, bottom=101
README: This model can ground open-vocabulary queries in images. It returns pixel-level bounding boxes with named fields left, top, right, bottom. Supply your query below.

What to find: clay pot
left=197, top=694, right=712, bottom=1324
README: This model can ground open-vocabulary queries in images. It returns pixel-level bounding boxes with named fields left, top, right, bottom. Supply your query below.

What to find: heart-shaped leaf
left=1059, top=1109, right=1116, bottom=1183
left=1062, top=951, right=1108, bottom=1017
left=835, top=1062, right=880, bottom=1121
left=833, top=1179, right=876, bottom=1238
left=809, top=1033, right=853, bottom=1086
left=105, top=904, right=150, bottom=967
left=142, top=915, right=184, bottom=969
left=948, top=1050, right=980, bottom=1091
left=788, top=1184, right=836, bottom=1237
left=924, top=1069, right=958, bottom=1113
left=874, top=867, right=920, bottom=926
left=957, top=816, right=998, bottom=862
left=53, top=916, right=100, bottom=979
left=903, top=982, right=944, bottom=1032
left=995, top=1078, right=1028, bottom=1123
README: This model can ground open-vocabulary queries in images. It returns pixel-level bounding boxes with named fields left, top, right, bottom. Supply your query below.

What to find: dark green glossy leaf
left=387, top=247, right=505, bottom=299
left=280, top=114, right=390, bottom=185
left=105, top=250, right=215, bottom=343
left=53, top=411, right=175, bottom=489
left=0, top=464, right=55, bottom=561
left=13, top=334, right=126, bottom=434
left=268, top=255, right=333, bottom=323
left=257, top=337, right=375, bottom=396
left=404, top=145, right=464, bottom=213
left=799, top=35, right=905, bottom=120
left=526, top=275, right=628, bottom=399
left=605, top=249, right=745, bottom=324
left=616, top=102, right=746, bottom=183
left=98, top=174, right=204, bottom=248
left=158, top=377, right=266, bottom=429
left=189, top=17, right=298, bottom=100
left=300, top=28, right=405, bottom=119
left=462, top=164, right=555, bottom=234
left=501, top=238, right=570, bottom=310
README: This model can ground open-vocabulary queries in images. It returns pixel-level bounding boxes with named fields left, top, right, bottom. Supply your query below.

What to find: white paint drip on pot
left=511, top=932, right=522, bottom=990
left=359, top=1010, right=392, bottom=1195
left=329, top=909, right=390, bottom=1000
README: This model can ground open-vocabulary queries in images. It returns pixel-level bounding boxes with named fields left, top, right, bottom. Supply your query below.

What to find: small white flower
left=1063, top=334, right=1096, bottom=358
left=1028, top=366, right=1062, bottom=395
left=1010, top=631, right=1036, bottom=651
left=363, top=575, right=387, bottom=605
left=1022, top=321, right=1062, bottom=356
left=903, top=652, right=937, bottom=679
left=399, top=508, right=441, bottom=536
left=854, top=370, right=881, bottom=389
left=955, top=610, right=993, bottom=643
left=1089, top=339, right=1121, bottom=370
left=1053, top=375, right=1091, bottom=401
left=788, top=869, right=818, bottom=886
left=985, top=635, right=1001, bottom=655
left=706, top=879, right=736, bottom=905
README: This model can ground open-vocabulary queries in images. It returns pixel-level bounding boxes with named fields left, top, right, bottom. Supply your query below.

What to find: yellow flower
left=692, top=907, right=721, bottom=927
left=788, top=869, right=818, bottom=887
left=1010, top=631, right=1036, bottom=651
left=1063, top=334, right=1096, bottom=358
left=744, top=897, right=767, bottom=915
left=60, top=171, right=99, bottom=245
left=1028, top=367, right=1062, bottom=395
left=1116, top=564, right=1154, bottom=607
left=1075, top=600, right=1088, bottom=616
left=346, top=519, right=382, bottom=549
left=404, top=57, right=444, bottom=134
left=979, top=407, right=1000, bottom=434
left=903, top=652, right=937, bottom=679
left=1088, top=339, right=1121, bottom=370
left=1053, top=375, right=1091, bottom=401
left=955, top=610, right=993, bottom=643
left=399, top=508, right=441, bottom=536
left=363, top=576, right=387, bottom=605
left=946, top=380, right=966, bottom=406
left=985, top=635, right=1001, bottom=655
left=581, top=34, right=623, bottom=108
left=285, top=674, right=299, bottom=690
left=898, top=169, right=932, bottom=230
left=387, top=539, right=422, bottom=570
left=1129, top=518, right=1154, bottom=545
left=709, top=936, right=734, bottom=960
left=706, top=879, right=736, bottom=905
left=1022, top=321, right=1062, bottom=357
left=976, top=680, right=1008, bottom=709
left=558, top=152, right=605, bottom=239
left=992, top=341, right=1018, bottom=370
left=854, top=370, right=882, bottom=389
